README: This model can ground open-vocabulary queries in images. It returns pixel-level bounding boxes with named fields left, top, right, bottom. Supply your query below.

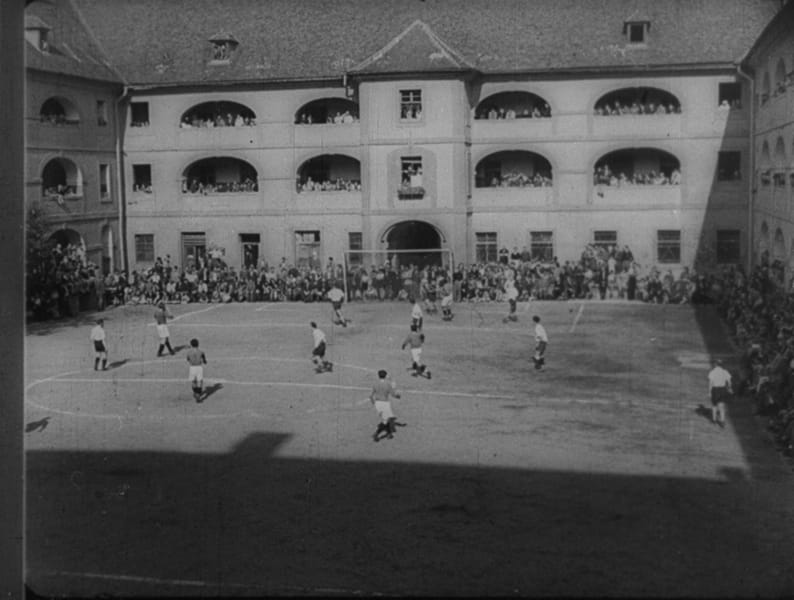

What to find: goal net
left=341, top=247, right=455, bottom=300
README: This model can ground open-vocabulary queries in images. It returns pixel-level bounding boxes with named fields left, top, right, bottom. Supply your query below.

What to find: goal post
left=341, top=247, right=455, bottom=300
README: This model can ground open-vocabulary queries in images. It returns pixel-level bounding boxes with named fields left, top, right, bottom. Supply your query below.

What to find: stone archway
left=382, top=220, right=443, bottom=268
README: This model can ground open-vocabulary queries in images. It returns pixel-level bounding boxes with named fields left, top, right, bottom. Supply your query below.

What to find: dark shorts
left=94, top=341, right=106, bottom=353
left=535, top=341, right=547, bottom=356
left=332, top=301, right=342, bottom=311
left=312, top=341, right=326, bottom=358
left=711, top=387, right=729, bottom=406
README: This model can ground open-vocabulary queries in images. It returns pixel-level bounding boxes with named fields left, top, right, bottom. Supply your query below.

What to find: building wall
left=25, top=69, right=122, bottom=273
left=747, top=6, right=794, bottom=281
left=122, top=71, right=753, bottom=273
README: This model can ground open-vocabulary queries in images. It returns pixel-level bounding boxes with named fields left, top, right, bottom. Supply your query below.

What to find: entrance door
left=240, top=233, right=260, bottom=268
left=181, top=232, right=207, bottom=270
left=385, top=220, right=442, bottom=268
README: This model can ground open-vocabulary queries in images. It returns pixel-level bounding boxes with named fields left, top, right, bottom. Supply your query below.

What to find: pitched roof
left=350, top=20, right=475, bottom=75
left=25, top=0, right=122, bottom=84
left=66, top=0, right=779, bottom=87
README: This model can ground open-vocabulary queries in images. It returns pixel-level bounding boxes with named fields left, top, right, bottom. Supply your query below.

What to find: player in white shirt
left=326, top=284, right=349, bottom=327
left=707, top=359, right=732, bottom=427
left=89, top=318, right=108, bottom=371
left=310, top=321, right=333, bottom=373
left=532, top=315, right=548, bottom=370
left=440, top=278, right=454, bottom=321
left=410, top=297, right=424, bottom=331
left=502, top=280, right=519, bottom=323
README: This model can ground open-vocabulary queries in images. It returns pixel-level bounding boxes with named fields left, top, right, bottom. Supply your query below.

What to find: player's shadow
left=172, top=344, right=188, bottom=354
left=106, top=359, right=129, bottom=370
left=694, top=404, right=714, bottom=422
left=203, top=383, right=223, bottom=401
left=25, top=417, right=51, bottom=433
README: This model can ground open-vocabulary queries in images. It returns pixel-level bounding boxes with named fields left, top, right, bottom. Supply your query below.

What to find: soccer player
left=186, top=338, right=207, bottom=403
left=310, top=321, right=333, bottom=373
left=440, top=278, right=454, bottom=321
left=327, top=283, right=349, bottom=327
left=370, top=369, right=402, bottom=442
left=401, top=324, right=431, bottom=379
left=410, top=297, right=424, bottom=331
left=532, top=315, right=548, bottom=370
left=154, top=302, right=176, bottom=357
left=89, top=318, right=108, bottom=371
left=707, top=358, right=732, bottom=428
left=502, top=279, right=519, bottom=323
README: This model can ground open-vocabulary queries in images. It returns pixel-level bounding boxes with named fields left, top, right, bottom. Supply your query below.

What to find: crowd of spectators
left=180, top=111, right=256, bottom=128
left=298, top=177, right=361, bottom=192
left=712, top=256, right=794, bottom=457
left=39, top=112, right=79, bottom=125
left=296, top=110, right=358, bottom=124
left=593, top=99, right=681, bottom=116
left=482, top=171, right=553, bottom=188
left=181, top=178, right=258, bottom=194
left=475, top=103, right=551, bottom=120
left=594, top=165, right=681, bottom=186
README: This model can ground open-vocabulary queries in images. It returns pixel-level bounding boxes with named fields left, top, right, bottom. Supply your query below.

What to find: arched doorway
left=49, top=229, right=86, bottom=263
left=383, top=220, right=443, bottom=268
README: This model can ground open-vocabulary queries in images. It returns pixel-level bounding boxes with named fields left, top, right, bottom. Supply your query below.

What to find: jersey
left=534, top=323, right=548, bottom=343
left=371, top=379, right=398, bottom=402
left=89, top=325, right=106, bottom=342
left=327, top=287, right=344, bottom=303
left=402, top=331, right=424, bottom=349
left=411, top=303, right=423, bottom=320
left=186, top=348, right=206, bottom=366
left=154, top=309, right=171, bottom=325
left=312, top=328, right=327, bottom=348
left=708, top=366, right=732, bottom=391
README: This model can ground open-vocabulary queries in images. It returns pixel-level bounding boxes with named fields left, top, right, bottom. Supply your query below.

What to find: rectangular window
left=657, top=230, right=681, bottom=264
left=716, top=230, right=741, bottom=264
left=475, top=232, right=498, bottom=263
left=760, top=169, right=771, bottom=187
left=96, top=100, right=108, bottom=126
left=627, top=23, right=645, bottom=44
left=774, top=172, right=786, bottom=187
left=718, top=82, right=742, bottom=109
left=132, top=164, right=152, bottom=192
left=348, top=232, right=363, bottom=266
left=99, top=164, right=111, bottom=201
left=530, top=231, right=554, bottom=262
left=593, top=230, right=618, bottom=251
left=130, top=102, right=149, bottom=127
left=134, top=234, right=154, bottom=263
left=399, top=156, right=424, bottom=199
left=399, top=89, right=422, bottom=121
left=295, top=230, right=321, bottom=269
left=717, top=151, right=741, bottom=181
left=240, top=233, right=260, bottom=269
left=181, top=232, right=207, bottom=270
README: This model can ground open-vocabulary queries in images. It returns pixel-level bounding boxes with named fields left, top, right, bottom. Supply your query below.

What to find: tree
left=25, top=207, right=57, bottom=318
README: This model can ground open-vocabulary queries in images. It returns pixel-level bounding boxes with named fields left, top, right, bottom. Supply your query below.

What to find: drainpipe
left=736, top=63, right=754, bottom=275
left=114, top=85, right=131, bottom=275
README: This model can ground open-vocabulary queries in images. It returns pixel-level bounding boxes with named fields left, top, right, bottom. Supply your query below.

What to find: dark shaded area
left=201, top=382, right=223, bottom=401
left=25, top=430, right=794, bottom=598
left=24, top=417, right=50, bottom=434
left=385, top=220, right=441, bottom=268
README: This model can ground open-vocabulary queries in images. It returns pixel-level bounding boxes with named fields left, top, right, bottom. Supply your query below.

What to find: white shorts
left=188, top=366, right=204, bottom=382
left=441, top=295, right=452, bottom=307
left=157, top=324, right=170, bottom=339
left=411, top=348, right=422, bottom=364
left=374, top=400, right=394, bottom=422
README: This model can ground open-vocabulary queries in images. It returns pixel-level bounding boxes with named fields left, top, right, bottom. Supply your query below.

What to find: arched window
left=181, top=157, right=258, bottom=194
left=39, top=97, right=80, bottom=125
left=594, top=148, right=681, bottom=185
left=180, top=101, right=256, bottom=128
left=761, top=71, right=771, bottom=104
left=760, top=141, right=772, bottom=186
left=295, top=98, right=359, bottom=124
left=774, top=58, right=787, bottom=95
left=594, top=87, right=681, bottom=115
left=773, top=137, right=787, bottom=187
left=41, top=157, right=83, bottom=199
left=296, top=154, right=361, bottom=191
left=475, top=151, right=553, bottom=188
left=474, top=91, right=551, bottom=119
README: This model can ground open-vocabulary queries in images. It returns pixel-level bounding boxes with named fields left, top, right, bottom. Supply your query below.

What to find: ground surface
left=24, top=299, right=794, bottom=597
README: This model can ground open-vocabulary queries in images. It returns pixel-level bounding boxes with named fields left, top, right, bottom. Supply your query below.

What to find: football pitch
left=24, top=300, right=794, bottom=597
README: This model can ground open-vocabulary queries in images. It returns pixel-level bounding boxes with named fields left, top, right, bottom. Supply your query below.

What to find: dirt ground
left=23, top=300, right=794, bottom=597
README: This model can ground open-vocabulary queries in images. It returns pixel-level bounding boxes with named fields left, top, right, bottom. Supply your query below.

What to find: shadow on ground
left=25, top=430, right=794, bottom=598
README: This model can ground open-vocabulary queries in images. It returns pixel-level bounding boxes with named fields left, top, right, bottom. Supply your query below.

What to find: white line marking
left=569, top=303, right=585, bottom=333
left=145, top=304, right=223, bottom=326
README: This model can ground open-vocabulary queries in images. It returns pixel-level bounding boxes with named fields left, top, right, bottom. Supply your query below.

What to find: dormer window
left=209, top=32, right=238, bottom=63
left=624, top=19, right=650, bottom=45
left=25, top=15, right=51, bottom=52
